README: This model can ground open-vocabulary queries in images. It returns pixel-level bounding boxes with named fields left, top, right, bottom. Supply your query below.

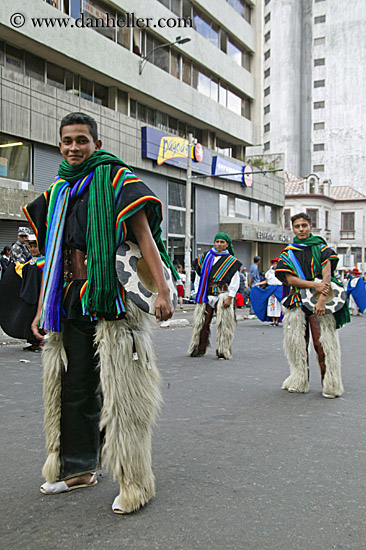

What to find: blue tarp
left=347, top=277, right=366, bottom=313
left=250, top=285, right=284, bottom=322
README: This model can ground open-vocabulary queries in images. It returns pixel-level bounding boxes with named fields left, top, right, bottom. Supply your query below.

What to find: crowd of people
left=1, top=111, right=365, bottom=518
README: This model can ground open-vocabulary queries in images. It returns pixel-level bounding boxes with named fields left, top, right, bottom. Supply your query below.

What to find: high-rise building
left=0, top=0, right=291, bottom=267
left=260, top=0, right=366, bottom=192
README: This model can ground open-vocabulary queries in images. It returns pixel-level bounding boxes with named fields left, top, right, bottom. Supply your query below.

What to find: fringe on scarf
left=318, top=314, right=344, bottom=396
left=216, top=292, right=236, bottom=359
left=42, top=332, right=67, bottom=482
left=95, top=299, right=162, bottom=513
left=282, top=307, right=309, bottom=393
left=187, top=303, right=207, bottom=356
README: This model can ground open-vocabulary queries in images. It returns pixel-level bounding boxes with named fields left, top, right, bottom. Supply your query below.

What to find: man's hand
left=31, top=310, right=48, bottom=340
left=313, top=295, right=326, bottom=316
left=223, top=296, right=233, bottom=309
left=313, top=280, right=330, bottom=296
left=155, top=290, right=174, bottom=322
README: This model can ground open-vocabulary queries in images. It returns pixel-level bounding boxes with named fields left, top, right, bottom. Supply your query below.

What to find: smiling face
left=292, top=217, right=312, bottom=240
left=214, top=238, right=229, bottom=252
left=59, top=124, right=102, bottom=166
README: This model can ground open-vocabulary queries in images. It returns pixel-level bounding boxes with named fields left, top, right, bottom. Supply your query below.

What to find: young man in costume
left=24, top=112, right=176, bottom=514
left=188, top=233, right=241, bottom=359
left=275, top=212, right=350, bottom=398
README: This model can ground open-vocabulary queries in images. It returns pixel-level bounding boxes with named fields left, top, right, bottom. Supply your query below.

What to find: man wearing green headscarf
left=23, top=113, right=176, bottom=515
left=188, top=232, right=242, bottom=359
left=276, top=212, right=350, bottom=398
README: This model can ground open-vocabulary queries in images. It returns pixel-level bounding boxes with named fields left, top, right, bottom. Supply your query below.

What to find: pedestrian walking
left=347, top=268, right=366, bottom=315
left=0, top=246, right=11, bottom=278
left=250, top=258, right=283, bottom=325
left=247, top=256, right=261, bottom=317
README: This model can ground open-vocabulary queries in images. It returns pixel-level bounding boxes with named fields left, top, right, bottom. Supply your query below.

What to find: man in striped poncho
left=24, top=112, right=175, bottom=514
left=275, top=212, right=350, bottom=398
left=188, top=233, right=242, bottom=360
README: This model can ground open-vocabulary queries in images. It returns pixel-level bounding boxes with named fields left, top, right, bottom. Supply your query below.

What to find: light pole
left=139, top=35, right=191, bottom=74
left=184, top=133, right=193, bottom=298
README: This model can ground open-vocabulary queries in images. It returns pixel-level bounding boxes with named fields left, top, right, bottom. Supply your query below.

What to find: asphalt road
left=1, top=314, right=366, bottom=550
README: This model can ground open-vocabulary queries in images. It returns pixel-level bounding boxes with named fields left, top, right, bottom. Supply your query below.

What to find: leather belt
left=64, top=248, right=87, bottom=281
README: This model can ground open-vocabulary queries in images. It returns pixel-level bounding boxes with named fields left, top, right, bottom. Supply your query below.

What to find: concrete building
left=285, top=173, right=366, bottom=273
left=259, top=0, right=366, bottom=192
left=0, top=0, right=291, bottom=269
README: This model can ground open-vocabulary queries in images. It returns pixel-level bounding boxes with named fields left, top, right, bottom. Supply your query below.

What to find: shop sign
left=141, top=127, right=211, bottom=175
left=211, top=156, right=247, bottom=185
left=257, top=231, right=276, bottom=240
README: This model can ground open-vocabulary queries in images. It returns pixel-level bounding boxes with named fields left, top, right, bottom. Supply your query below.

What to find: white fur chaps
left=41, top=300, right=162, bottom=513
left=187, top=303, right=206, bottom=356
left=282, top=307, right=343, bottom=396
left=216, top=293, right=236, bottom=359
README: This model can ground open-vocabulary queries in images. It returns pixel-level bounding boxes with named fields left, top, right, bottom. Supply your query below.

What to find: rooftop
left=285, top=173, right=366, bottom=201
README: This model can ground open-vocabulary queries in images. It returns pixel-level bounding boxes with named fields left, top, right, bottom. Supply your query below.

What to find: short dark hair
left=291, top=212, right=312, bottom=225
left=253, top=256, right=261, bottom=263
left=59, top=112, right=98, bottom=142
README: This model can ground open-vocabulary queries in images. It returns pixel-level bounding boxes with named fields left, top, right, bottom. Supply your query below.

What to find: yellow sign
left=157, top=136, right=189, bottom=166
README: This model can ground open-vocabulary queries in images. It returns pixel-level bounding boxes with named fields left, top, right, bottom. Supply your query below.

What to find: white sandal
left=40, top=473, right=97, bottom=494
left=112, top=495, right=128, bottom=515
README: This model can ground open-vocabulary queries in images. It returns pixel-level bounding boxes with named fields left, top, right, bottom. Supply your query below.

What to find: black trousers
left=59, top=319, right=102, bottom=480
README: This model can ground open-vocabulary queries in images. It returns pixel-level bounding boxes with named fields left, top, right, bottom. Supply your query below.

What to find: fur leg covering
left=282, top=307, right=309, bottom=393
left=42, top=332, right=67, bottom=482
left=216, top=293, right=235, bottom=359
left=187, top=303, right=207, bottom=356
left=318, top=315, right=344, bottom=396
left=95, top=300, right=162, bottom=513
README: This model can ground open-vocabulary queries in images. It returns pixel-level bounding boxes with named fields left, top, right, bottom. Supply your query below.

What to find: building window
left=220, top=194, right=228, bottom=216
left=264, top=68, right=270, bottom=79
left=284, top=209, right=291, bottom=230
left=314, top=101, right=325, bottom=109
left=314, top=58, right=325, bottom=66
left=314, top=122, right=325, bottom=130
left=264, top=104, right=270, bottom=115
left=225, top=0, right=252, bottom=23
left=325, top=210, right=329, bottom=230
left=235, top=198, right=250, bottom=219
left=314, top=143, right=325, bottom=151
left=264, top=13, right=271, bottom=24
left=341, top=212, right=355, bottom=231
left=47, top=62, right=64, bottom=88
left=0, top=133, right=31, bottom=183
left=193, top=8, right=219, bottom=48
left=315, top=0, right=326, bottom=2
left=264, top=123, right=270, bottom=133
left=314, top=37, right=325, bottom=46
left=264, top=31, right=271, bottom=42
left=264, top=49, right=271, bottom=60
left=264, top=86, right=270, bottom=97
left=264, top=141, right=270, bottom=152
left=314, top=15, right=326, bottom=24
left=307, top=209, right=319, bottom=228
left=313, top=164, right=325, bottom=172
left=314, top=79, right=325, bottom=88
left=265, top=0, right=271, bottom=6
left=25, top=52, right=45, bottom=81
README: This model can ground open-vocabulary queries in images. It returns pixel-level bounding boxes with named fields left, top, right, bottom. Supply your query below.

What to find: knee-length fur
left=216, top=292, right=236, bottom=359
left=318, top=314, right=344, bottom=396
left=282, top=307, right=309, bottom=392
left=41, top=300, right=162, bottom=513
left=187, top=303, right=206, bottom=355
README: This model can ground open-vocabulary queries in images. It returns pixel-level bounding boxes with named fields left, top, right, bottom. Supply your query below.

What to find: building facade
left=0, top=0, right=291, bottom=269
left=285, top=173, right=366, bottom=273
left=259, top=0, right=366, bottom=192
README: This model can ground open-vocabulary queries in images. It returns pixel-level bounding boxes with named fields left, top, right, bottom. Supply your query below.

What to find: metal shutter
left=33, top=143, right=62, bottom=192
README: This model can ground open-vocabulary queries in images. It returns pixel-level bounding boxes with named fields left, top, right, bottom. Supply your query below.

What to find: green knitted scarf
left=58, top=150, right=130, bottom=315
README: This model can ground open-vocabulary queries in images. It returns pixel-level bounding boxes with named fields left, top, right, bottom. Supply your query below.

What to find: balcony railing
left=340, top=230, right=355, bottom=240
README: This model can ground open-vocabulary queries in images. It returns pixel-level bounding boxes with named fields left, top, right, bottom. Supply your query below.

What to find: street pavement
left=1, top=312, right=366, bottom=550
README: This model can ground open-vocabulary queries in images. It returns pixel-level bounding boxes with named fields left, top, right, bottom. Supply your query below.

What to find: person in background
left=248, top=256, right=261, bottom=317
left=176, top=265, right=186, bottom=309
left=252, top=258, right=282, bottom=325
left=0, top=246, right=11, bottom=278
left=347, top=268, right=366, bottom=315
left=10, top=227, right=31, bottom=264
